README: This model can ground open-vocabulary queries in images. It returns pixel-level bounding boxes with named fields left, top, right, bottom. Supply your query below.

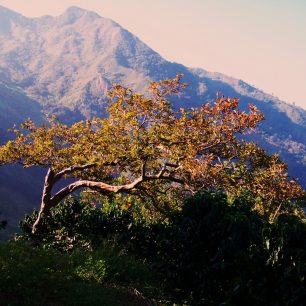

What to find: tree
left=0, top=75, right=303, bottom=233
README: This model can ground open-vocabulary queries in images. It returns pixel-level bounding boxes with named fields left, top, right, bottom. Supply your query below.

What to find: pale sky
left=0, top=0, right=305, bottom=109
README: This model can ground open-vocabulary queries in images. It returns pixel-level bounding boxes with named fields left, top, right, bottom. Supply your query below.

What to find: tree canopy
left=0, top=75, right=303, bottom=233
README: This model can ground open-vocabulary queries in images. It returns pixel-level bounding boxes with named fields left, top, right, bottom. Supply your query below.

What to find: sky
left=0, top=0, right=305, bottom=109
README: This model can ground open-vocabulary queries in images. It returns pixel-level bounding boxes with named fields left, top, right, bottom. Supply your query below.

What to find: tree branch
left=50, top=175, right=145, bottom=206
left=53, top=163, right=96, bottom=183
left=32, top=162, right=185, bottom=234
left=271, top=202, right=282, bottom=223
left=198, top=140, right=223, bottom=153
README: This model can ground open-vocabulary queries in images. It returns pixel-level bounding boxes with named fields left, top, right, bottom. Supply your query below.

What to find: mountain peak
left=60, top=6, right=100, bottom=22
left=65, top=6, right=86, bottom=14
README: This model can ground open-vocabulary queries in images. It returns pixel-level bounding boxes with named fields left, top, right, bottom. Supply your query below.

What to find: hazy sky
left=0, top=0, right=305, bottom=109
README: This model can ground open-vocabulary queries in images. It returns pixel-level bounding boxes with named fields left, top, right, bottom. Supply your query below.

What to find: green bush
left=18, top=192, right=306, bottom=305
left=19, top=197, right=135, bottom=251
left=75, top=256, right=108, bottom=283
left=264, top=214, right=306, bottom=305
left=147, top=193, right=306, bottom=305
left=109, top=192, right=306, bottom=305
left=0, top=241, right=162, bottom=305
left=146, top=193, right=269, bottom=304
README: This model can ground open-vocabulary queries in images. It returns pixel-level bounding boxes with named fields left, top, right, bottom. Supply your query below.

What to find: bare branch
left=271, top=202, right=282, bottom=223
left=32, top=161, right=186, bottom=234
left=52, top=166, right=185, bottom=209
left=198, top=141, right=221, bottom=152
left=156, top=164, right=167, bottom=178
left=54, top=163, right=96, bottom=182
left=143, top=163, right=183, bottom=184
left=50, top=175, right=145, bottom=206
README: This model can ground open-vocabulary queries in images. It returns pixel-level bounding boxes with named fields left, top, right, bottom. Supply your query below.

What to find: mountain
left=0, top=81, right=45, bottom=238
left=0, top=5, right=305, bottom=236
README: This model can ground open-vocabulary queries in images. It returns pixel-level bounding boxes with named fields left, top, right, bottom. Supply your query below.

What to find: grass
left=0, top=241, right=164, bottom=306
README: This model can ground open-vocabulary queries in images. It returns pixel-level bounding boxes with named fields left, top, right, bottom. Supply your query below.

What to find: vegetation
left=0, top=76, right=305, bottom=305
left=19, top=196, right=136, bottom=251
left=0, top=241, right=163, bottom=306
left=12, top=192, right=306, bottom=305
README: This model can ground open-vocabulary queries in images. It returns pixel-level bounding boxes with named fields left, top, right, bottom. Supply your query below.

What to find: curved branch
left=32, top=163, right=184, bottom=234
left=50, top=169, right=184, bottom=207
left=53, top=163, right=96, bottom=183
left=51, top=175, right=144, bottom=205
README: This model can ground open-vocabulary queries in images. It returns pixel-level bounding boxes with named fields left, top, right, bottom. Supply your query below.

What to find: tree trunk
left=31, top=168, right=55, bottom=234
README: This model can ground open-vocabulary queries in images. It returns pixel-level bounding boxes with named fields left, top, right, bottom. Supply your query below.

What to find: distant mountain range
left=0, top=5, right=305, bottom=237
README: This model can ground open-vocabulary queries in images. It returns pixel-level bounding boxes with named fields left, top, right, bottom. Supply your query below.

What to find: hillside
left=0, top=5, right=305, bottom=236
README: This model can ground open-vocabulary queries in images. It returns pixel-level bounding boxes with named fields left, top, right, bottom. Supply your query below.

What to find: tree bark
left=32, top=168, right=55, bottom=233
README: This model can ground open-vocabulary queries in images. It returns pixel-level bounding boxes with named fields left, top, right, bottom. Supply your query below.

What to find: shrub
left=264, top=214, right=306, bottom=305
left=148, top=193, right=268, bottom=304
left=0, top=240, right=162, bottom=305
left=19, top=197, right=135, bottom=251
left=18, top=192, right=306, bottom=305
